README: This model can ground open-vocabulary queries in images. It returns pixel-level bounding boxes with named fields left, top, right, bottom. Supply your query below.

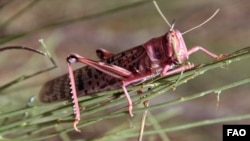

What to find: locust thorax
left=167, top=29, right=188, bottom=64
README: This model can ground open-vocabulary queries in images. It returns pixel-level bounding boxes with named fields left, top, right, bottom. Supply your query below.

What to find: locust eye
left=67, top=55, right=78, bottom=63
left=170, top=29, right=188, bottom=64
left=172, top=37, right=181, bottom=62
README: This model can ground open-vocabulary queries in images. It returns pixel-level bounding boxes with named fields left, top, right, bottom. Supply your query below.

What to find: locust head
left=153, top=0, right=219, bottom=65
left=167, top=29, right=188, bottom=64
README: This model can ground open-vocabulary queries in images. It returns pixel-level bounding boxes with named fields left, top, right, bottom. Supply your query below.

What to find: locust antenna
left=170, top=19, right=176, bottom=31
left=182, top=9, right=220, bottom=35
left=153, top=0, right=171, bottom=28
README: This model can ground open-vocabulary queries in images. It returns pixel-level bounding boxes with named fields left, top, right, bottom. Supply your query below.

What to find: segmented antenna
left=182, top=9, right=220, bottom=35
left=153, top=0, right=171, bottom=28
left=153, top=0, right=220, bottom=35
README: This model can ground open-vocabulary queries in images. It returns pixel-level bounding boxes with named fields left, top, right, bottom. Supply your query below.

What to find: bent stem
left=0, top=39, right=57, bottom=92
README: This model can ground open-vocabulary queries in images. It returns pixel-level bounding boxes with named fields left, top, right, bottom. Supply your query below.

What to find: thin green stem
left=0, top=0, right=154, bottom=45
left=0, top=0, right=40, bottom=28
left=0, top=40, right=57, bottom=92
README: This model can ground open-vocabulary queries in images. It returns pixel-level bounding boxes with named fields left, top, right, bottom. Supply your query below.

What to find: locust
left=39, top=2, right=226, bottom=133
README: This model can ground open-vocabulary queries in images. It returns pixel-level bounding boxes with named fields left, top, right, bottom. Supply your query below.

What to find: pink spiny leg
left=69, top=53, right=132, bottom=79
left=67, top=59, right=81, bottom=132
left=67, top=53, right=134, bottom=131
left=188, top=46, right=226, bottom=59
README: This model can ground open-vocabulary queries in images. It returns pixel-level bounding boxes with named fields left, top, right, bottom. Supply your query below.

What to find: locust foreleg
left=188, top=46, right=226, bottom=59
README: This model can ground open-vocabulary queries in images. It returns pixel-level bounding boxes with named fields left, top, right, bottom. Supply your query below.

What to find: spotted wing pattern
left=39, top=45, right=148, bottom=103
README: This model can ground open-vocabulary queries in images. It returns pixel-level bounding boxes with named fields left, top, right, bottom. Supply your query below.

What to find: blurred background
left=0, top=0, right=249, bottom=140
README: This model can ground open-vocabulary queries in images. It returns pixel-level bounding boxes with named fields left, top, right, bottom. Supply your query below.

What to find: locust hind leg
left=67, top=53, right=135, bottom=131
